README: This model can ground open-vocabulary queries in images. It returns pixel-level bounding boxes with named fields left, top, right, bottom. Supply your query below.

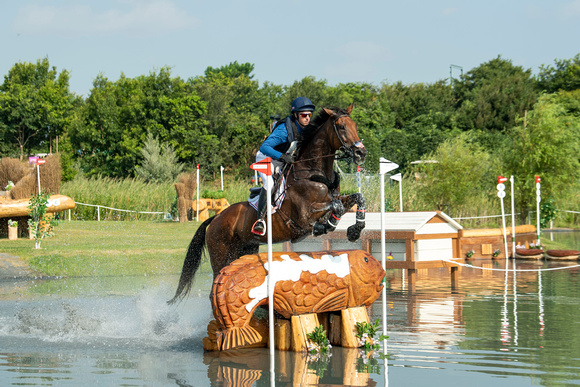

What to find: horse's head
left=323, top=104, right=367, bottom=165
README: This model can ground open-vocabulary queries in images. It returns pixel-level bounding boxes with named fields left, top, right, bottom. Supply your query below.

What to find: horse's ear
left=323, top=108, right=335, bottom=118
left=346, top=103, right=354, bottom=115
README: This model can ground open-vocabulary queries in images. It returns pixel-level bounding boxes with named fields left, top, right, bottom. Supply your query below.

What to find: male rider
left=251, top=97, right=315, bottom=236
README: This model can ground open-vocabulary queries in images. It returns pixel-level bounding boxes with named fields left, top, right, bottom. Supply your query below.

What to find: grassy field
left=2, top=220, right=205, bottom=277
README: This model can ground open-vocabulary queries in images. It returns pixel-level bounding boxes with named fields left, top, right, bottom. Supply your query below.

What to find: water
left=1, top=233, right=580, bottom=386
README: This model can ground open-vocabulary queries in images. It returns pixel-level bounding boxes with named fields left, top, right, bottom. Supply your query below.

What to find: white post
left=196, top=164, right=200, bottom=222
left=97, top=205, right=100, bottom=221
left=497, top=176, right=509, bottom=261
left=220, top=165, right=224, bottom=191
left=265, top=160, right=275, bottom=385
left=510, top=176, right=515, bottom=257
left=380, top=158, right=397, bottom=387
left=390, top=173, right=403, bottom=212
left=37, top=164, right=41, bottom=194
left=68, top=209, right=71, bottom=222
left=536, top=176, right=541, bottom=246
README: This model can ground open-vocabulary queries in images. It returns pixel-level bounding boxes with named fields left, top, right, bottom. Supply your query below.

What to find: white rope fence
left=442, top=258, right=580, bottom=272
left=71, top=202, right=169, bottom=221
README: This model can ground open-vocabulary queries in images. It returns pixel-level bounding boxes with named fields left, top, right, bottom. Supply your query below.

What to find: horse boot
left=251, top=188, right=268, bottom=236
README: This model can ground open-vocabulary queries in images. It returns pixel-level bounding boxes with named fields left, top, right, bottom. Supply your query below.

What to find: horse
left=168, top=104, right=367, bottom=304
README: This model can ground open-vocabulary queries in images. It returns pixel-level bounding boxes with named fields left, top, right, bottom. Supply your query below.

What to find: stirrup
left=251, top=219, right=266, bottom=236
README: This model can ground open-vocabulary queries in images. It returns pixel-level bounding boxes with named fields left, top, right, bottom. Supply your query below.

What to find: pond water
left=1, top=232, right=580, bottom=386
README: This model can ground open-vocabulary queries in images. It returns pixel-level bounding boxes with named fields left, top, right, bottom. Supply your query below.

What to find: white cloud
left=12, top=0, right=198, bottom=37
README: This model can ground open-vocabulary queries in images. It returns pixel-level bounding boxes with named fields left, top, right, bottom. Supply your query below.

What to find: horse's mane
left=300, top=106, right=349, bottom=146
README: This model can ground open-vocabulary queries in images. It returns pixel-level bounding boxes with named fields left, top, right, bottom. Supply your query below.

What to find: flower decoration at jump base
left=8, top=219, right=18, bottom=228
left=493, top=249, right=501, bottom=258
left=355, top=319, right=388, bottom=352
left=466, top=249, right=475, bottom=258
left=5, top=181, right=14, bottom=191
left=306, top=325, right=332, bottom=360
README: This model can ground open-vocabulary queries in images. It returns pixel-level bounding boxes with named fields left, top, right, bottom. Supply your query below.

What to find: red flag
left=250, top=158, right=272, bottom=176
left=37, top=159, right=46, bottom=165
left=536, top=175, right=541, bottom=183
left=498, top=176, right=508, bottom=184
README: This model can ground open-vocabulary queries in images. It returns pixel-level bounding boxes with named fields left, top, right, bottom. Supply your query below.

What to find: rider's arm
left=259, top=123, right=287, bottom=160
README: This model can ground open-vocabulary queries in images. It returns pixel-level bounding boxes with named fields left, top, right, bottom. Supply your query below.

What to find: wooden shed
left=284, top=211, right=463, bottom=290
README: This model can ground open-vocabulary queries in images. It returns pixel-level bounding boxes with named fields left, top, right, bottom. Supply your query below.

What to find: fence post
left=97, top=205, right=100, bottom=221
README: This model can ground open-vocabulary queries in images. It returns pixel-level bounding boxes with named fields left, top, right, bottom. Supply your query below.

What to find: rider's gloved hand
left=279, top=154, right=294, bottom=164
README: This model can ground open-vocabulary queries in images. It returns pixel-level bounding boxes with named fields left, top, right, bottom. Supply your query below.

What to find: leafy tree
left=0, top=58, right=74, bottom=160
left=454, top=56, right=538, bottom=134
left=537, top=53, right=580, bottom=93
left=70, top=68, right=206, bottom=178
left=415, top=132, right=495, bottom=213
left=204, top=61, right=255, bottom=79
left=135, top=133, right=184, bottom=182
left=502, top=92, right=580, bottom=222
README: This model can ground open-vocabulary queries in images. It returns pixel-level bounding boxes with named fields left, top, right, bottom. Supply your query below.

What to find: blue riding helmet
left=291, top=97, right=315, bottom=113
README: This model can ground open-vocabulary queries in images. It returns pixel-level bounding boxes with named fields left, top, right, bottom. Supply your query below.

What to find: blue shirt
left=259, top=120, right=304, bottom=160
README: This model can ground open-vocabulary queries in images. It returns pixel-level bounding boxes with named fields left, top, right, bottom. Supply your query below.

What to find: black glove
left=279, top=154, right=294, bottom=164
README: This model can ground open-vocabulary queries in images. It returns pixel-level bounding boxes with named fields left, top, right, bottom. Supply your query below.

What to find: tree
left=135, top=133, right=184, bottom=182
left=537, top=53, right=580, bottom=93
left=415, top=132, right=496, bottom=214
left=69, top=68, right=206, bottom=178
left=502, top=92, right=580, bottom=222
left=0, top=58, right=74, bottom=160
left=454, top=56, right=538, bottom=134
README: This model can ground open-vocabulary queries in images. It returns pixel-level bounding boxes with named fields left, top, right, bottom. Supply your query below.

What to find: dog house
left=284, top=211, right=463, bottom=290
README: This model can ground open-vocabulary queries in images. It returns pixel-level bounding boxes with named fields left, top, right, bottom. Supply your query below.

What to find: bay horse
left=169, top=104, right=367, bottom=304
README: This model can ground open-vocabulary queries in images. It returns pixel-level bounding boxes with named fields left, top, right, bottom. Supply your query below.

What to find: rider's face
left=296, top=112, right=312, bottom=127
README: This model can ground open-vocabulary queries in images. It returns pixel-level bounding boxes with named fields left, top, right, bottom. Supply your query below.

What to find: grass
left=1, top=220, right=205, bottom=277
left=1, top=219, right=285, bottom=278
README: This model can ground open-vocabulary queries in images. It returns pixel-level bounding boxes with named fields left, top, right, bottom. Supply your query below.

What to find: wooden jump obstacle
left=192, top=198, right=230, bottom=222
left=203, top=250, right=385, bottom=352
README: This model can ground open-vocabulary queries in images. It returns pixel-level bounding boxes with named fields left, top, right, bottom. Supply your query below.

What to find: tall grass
left=61, top=176, right=175, bottom=221
left=60, top=173, right=578, bottom=228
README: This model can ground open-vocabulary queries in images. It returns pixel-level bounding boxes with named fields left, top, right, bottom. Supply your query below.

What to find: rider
left=251, top=96, right=315, bottom=236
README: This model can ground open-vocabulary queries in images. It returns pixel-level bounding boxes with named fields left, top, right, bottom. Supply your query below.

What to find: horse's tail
left=168, top=216, right=216, bottom=305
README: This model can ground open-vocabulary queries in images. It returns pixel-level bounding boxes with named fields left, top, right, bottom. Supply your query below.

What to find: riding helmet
left=291, top=97, right=315, bottom=113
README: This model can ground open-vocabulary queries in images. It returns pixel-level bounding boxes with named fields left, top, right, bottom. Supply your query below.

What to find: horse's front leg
left=339, top=192, right=366, bottom=242
left=311, top=198, right=345, bottom=236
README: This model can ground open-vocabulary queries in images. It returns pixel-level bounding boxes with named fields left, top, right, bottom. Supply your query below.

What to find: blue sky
left=1, top=0, right=579, bottom=97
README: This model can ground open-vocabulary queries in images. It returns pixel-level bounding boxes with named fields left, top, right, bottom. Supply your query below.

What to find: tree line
left=1, top=54, right=579, bottom=220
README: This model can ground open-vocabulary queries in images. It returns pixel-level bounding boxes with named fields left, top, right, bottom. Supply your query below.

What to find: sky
left=1, top=0, right=579, bottom=97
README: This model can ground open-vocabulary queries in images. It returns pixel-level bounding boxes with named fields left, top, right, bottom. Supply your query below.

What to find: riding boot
left=251, top=188, right=268, bottom=236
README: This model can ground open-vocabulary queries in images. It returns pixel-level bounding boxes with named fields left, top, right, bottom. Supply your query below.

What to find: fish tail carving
left=217, top=326, right=263, bottom=351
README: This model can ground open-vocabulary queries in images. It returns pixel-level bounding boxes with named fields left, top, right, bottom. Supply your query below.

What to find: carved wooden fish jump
left=210, top=249, right=385, bottom=351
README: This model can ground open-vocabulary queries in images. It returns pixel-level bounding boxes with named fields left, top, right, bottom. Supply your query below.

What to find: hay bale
left=0, top=158, right=29, bottom=191
left=9, top=155, right=62, bottom=199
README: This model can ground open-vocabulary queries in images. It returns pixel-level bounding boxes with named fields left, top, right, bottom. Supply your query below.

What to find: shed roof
left=336, top=211, right=462, bottom=233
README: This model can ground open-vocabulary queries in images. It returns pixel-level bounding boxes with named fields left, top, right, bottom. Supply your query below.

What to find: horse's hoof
left=347, top=225, right=363, bottom=242
left=312, top=223, right=327, bottom=237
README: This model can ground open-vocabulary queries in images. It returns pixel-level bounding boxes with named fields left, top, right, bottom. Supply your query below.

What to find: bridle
left=332, top=114, right=364, bottom=161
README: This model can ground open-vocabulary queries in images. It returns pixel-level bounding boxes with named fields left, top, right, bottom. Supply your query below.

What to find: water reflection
left=1, top=251, right=580, bottom=385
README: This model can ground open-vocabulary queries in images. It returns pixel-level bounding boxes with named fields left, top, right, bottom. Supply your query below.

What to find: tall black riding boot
left=251, top=188, right=268, bottom=236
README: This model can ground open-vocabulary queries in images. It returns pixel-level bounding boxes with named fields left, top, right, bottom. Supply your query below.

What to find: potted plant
left=8, top=219, right=18, bottom=240
left=466, top=249, right=475, bottom=259
left=493, top=249, right=501, bottom=258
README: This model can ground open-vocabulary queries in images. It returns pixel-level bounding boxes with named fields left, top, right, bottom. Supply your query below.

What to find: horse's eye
left=364, top=256, right=368, bottom=263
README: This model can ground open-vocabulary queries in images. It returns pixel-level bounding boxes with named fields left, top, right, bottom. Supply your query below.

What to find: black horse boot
left=251, top=188, right=268, bottom=236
